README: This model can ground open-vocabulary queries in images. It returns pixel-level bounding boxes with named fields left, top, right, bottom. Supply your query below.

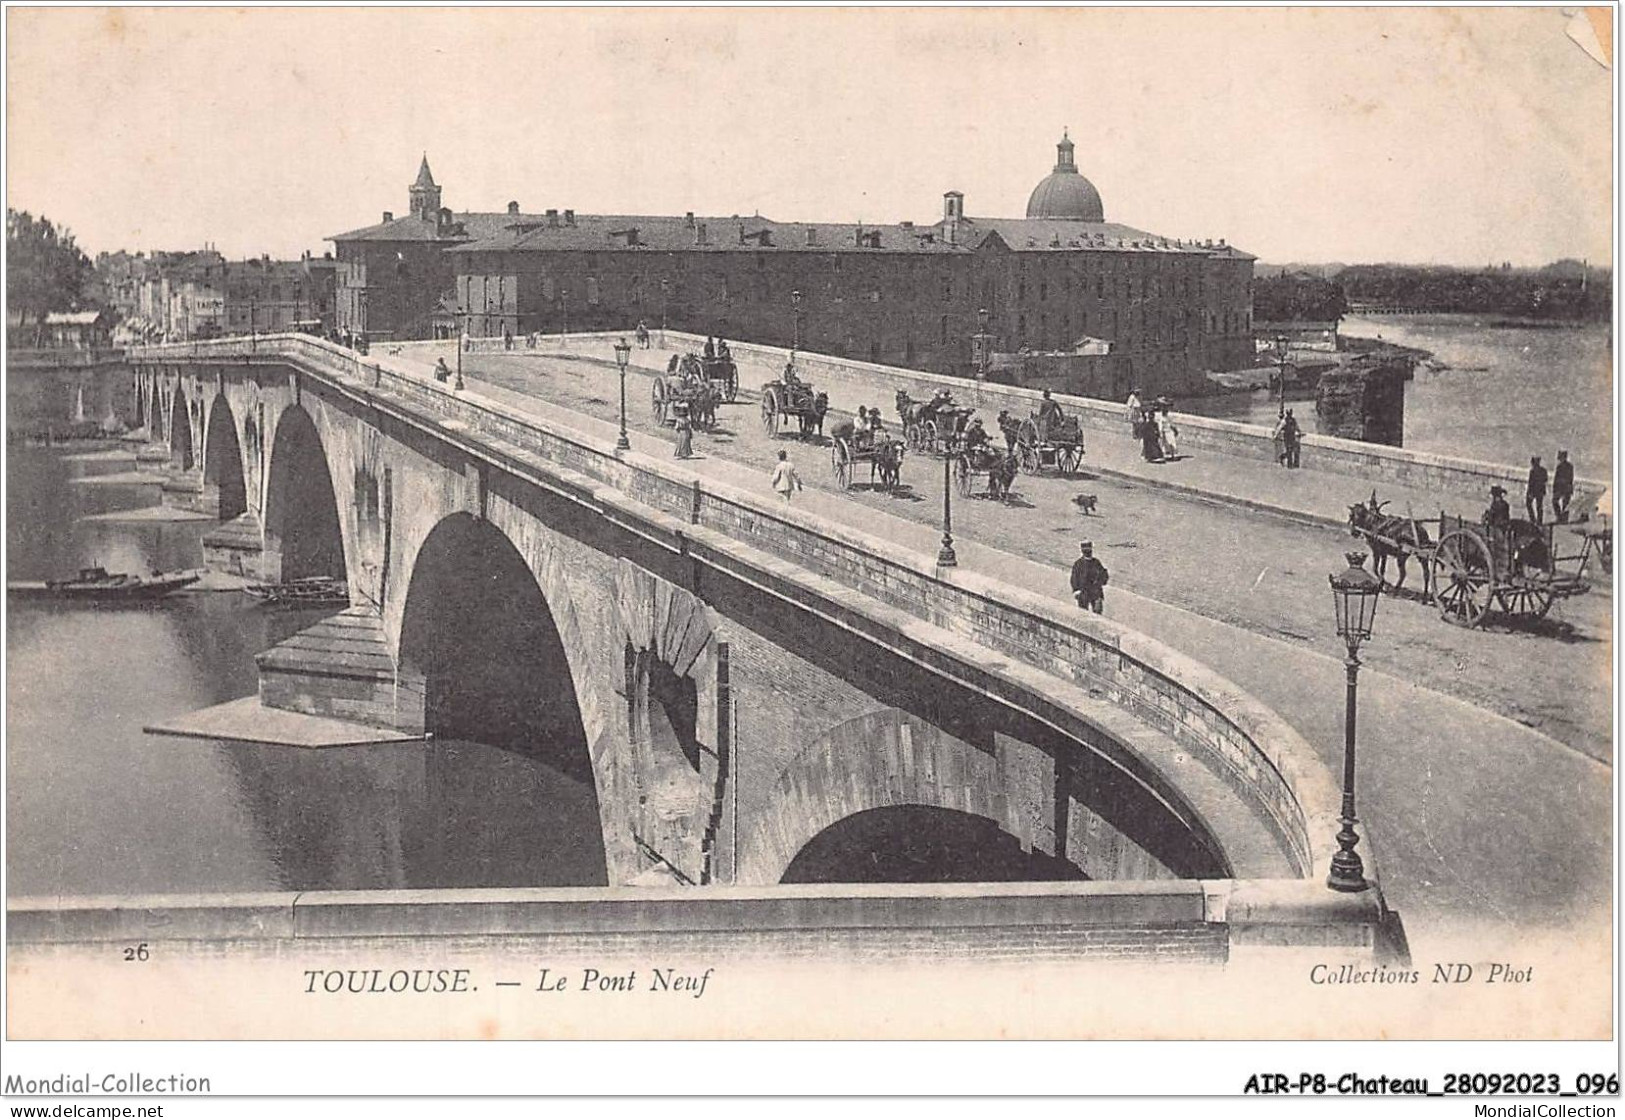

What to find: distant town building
left=41, top=309, right=114, bottom=350
left=331, top=138, right=1256, bottom=395
left=96, top=247, right=336, bottom=341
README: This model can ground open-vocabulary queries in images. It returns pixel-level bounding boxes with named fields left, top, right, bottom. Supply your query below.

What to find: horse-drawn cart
left=830, top=427, right=904, bottom=492
left=953, top=445, right=1019, bottom=501
left=651, top=369, right=719, bottom=429
left=700, top=355, right=740, bottom=402
left=1015, top=413, right=1085, bottom=476
left=761, top=375, right=828, bottom=438
left=1349, top=495, right=1591, bottom=628
left=895, top=390, right=975, bottom=456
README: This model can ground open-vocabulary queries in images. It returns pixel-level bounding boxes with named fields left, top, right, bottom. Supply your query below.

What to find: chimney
left=900, top=220, right=913, bottom=230
left=507, top=200, right=520, bottom=215
left=684, top=211, right=695, bottom=228
left=695, top=223, right=709, bottom=246
left=547, top=209, right=559, bottom=227
left=564, top=209, right=575, bottom=227
left=383, top=211, right=394, bottom=223
left=854, top=225, right=865, bottom=247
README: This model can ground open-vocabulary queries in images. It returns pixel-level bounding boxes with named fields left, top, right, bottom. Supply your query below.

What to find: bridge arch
left=743, top=708, right=1227, bottom=886
left=202, top=394, right=248, bottom=522
left=784, top=806, right=1088, bottom=884
left=168, top=389, right=194, bottom=470
left=396, top=512, right=608, bottom=885
left=262, top=403, right=348, bottom=584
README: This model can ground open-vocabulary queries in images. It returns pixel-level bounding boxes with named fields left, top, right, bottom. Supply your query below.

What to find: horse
left=1348, top=493, right=1432, bottom=594
left=797, top=392, right=830, bottom=438
left=986, top=451, right=1020, bottom=501
left=873, top=438, right=904, bottom=491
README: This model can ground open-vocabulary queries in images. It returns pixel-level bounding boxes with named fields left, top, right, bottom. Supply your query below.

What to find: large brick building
left=333, top=139, right=1255, bottom=395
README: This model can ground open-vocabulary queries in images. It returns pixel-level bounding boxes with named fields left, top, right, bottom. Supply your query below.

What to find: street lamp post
left=938, top=455, right=958, bottom=568
left=791, top=289, right=804, bottom=353
left=614, top=337, right=632, bottom=451
left=973, top=306, right=992, bottom=382
left=660, top=279, right=670, bottom=347
left=1326, top=550, right=1381, bottom=893
left=1276, top=333, right=1290, bottom=418
left=455, top=311, right=467, bottom=391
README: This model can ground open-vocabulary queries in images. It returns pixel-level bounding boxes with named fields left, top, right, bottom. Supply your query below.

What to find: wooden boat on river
left=7, top=565, right=202, bottom=601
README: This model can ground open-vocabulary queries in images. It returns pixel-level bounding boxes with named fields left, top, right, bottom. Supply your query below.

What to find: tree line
left=1256, top=262, right=1610, bottom=324
left=7, top=209, right=96, bottom=344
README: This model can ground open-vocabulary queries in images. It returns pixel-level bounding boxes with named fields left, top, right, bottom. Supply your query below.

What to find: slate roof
left=334, top=209, right=1252, bottom=260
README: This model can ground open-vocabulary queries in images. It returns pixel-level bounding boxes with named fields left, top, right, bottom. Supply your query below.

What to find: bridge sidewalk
left=450, top=361, right=1610, bottom=953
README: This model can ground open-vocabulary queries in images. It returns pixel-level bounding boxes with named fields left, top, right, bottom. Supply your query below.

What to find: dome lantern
left=1025, top=130, right=1103, bottom=221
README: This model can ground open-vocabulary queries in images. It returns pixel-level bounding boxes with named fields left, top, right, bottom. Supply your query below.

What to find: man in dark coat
left=1553, top=450, right=1575, bottom=523
left=1140, top=408, right=1163, bottom=462
left=1037, top=388, right=1064, bottom=440
left=1484, top=485, right=1511, bottom=529
left=1070, top=541, right=1109, bottom=613
left=1281, top=409, right=1302, bottom=468
left=1526, top=455, right=1548, bottom=524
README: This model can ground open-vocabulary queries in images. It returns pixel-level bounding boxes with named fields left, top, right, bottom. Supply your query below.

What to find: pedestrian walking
left=770, top=449, right=803, bottom=503
left=1526, top=455, right=1549, bottom=524
left=1157, top=404, right=1180, bottom=460
left=1553, top=450, right=1575, bottom=523
left=673, top=402, right=693, bottom=459
left=1272, top=412, right=1288, bottom=465
left=433, top=357, right=452, bottom=383
left=1139, top=405, right=1163, bottom=462
left=1124, top=387, right=1143, bottom=438
left=1070, top=541, right=1109, bottom=613
left=1281, top=409, right=1302, bottom=468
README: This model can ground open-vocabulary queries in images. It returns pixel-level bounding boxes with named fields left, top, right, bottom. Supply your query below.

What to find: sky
left=5, top=6, right=1615, bottom=267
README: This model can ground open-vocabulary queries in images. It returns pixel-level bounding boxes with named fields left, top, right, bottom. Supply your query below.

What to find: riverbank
left=1190, top=314, right=1613, bottom=471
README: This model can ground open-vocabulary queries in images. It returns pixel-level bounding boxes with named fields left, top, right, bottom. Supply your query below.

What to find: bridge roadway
left=446, top=342, right=1610, bottom=952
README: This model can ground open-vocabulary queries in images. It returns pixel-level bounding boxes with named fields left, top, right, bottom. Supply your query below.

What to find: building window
left=1039, top=282, right=1048, bottom=302
left=587, top=277, right=601, bottom=305
left=940, top=315, right=949, bottom=343
left=1017, top=281, right=1027, bottom=302
left=942, top=278, right=952, bottom=302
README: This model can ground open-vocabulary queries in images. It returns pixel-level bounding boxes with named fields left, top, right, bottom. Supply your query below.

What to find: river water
left=6, top=431, right=604, bottom=897
left=1180, top=314, right=1614, bottom=475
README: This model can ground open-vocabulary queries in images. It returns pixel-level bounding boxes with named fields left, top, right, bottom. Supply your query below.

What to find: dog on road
left=1072, top=493, right=1098, bottom=515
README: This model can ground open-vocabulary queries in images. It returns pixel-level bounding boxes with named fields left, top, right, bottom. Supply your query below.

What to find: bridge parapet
left=132, top=334, right=1350, bottom=894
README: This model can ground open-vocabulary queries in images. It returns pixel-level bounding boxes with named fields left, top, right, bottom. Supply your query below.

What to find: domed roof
left=1025, top=132, right=1104, bottom=221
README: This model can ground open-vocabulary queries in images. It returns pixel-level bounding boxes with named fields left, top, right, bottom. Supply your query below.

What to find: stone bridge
left=127, top=334, right=1402, bottom=959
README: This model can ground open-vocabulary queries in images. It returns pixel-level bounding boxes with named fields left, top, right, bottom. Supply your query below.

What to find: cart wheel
left=1499, top=584, right=1554, bottom=620
left=1433, top=528, right=1494, bottom=627
left=831, top=439, right=852, bottom=490
left=761, top=393, right=779, bottom=436
left=1060, top=445, right=1084, bottom=476
left=1019, top=444, right=1040, bottom=474
left=954, top=455, right=972, bottom=497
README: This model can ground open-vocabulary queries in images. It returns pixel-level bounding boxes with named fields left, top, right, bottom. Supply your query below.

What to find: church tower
left=409, top=155, right=442, bottom=222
